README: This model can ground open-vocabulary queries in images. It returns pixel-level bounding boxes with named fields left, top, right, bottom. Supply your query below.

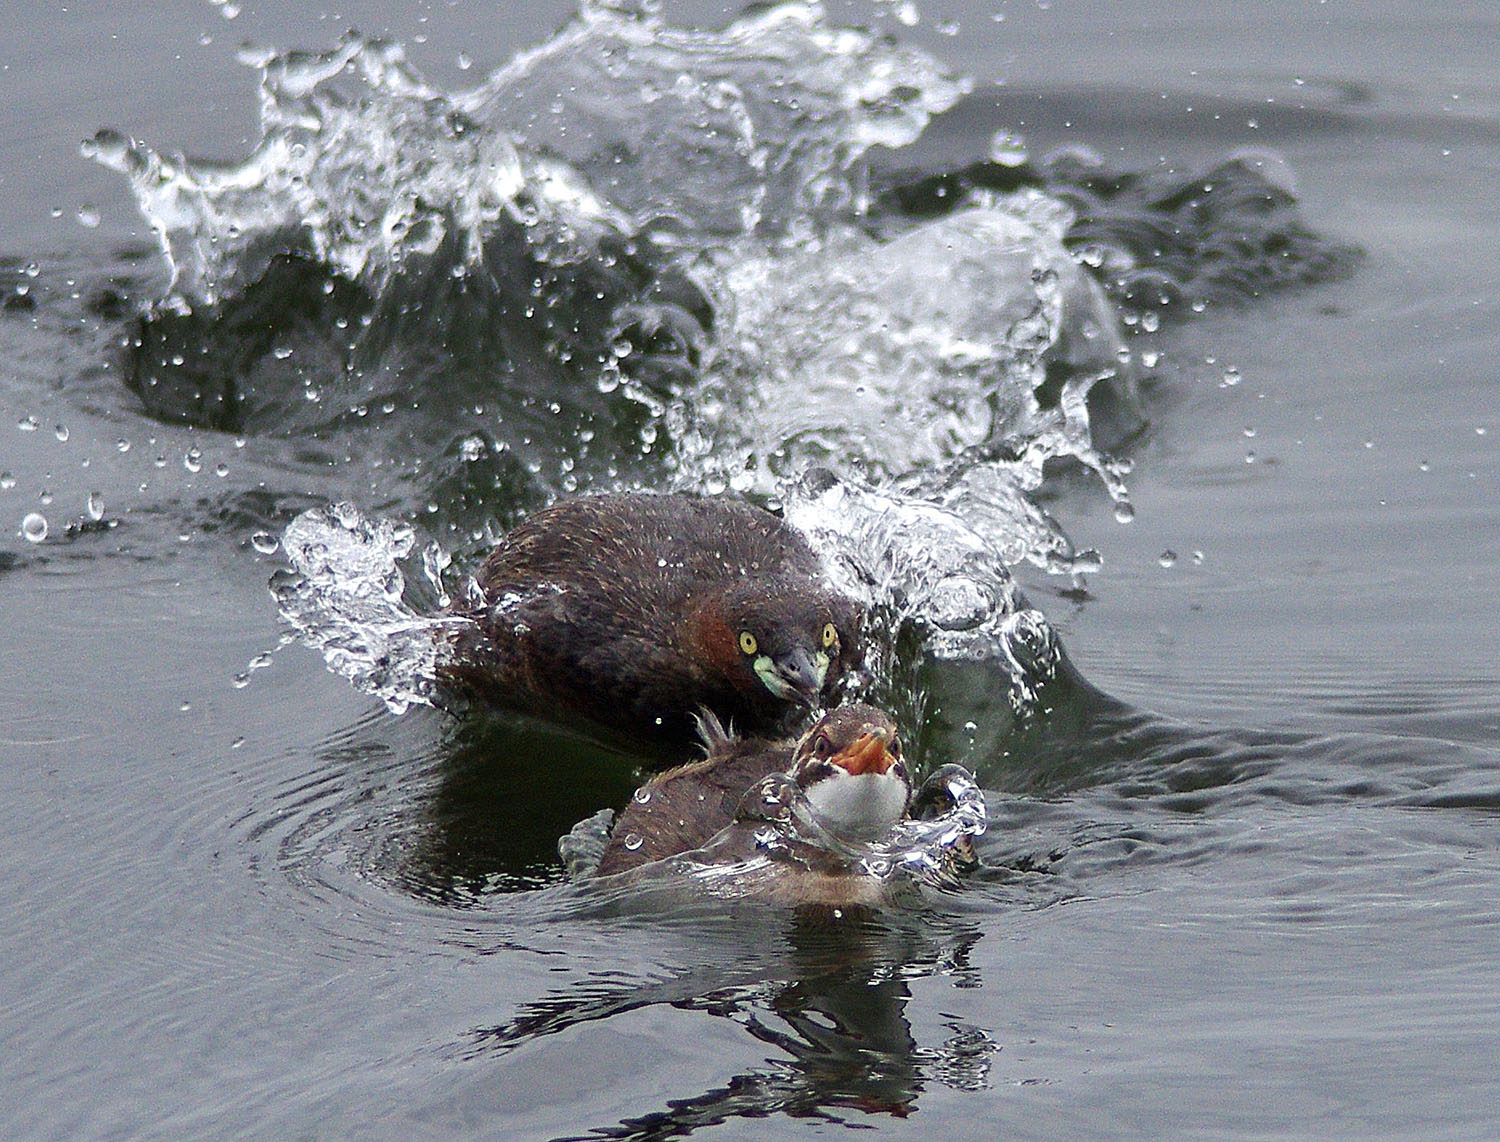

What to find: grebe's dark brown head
left=786, top=703, right=910, bottom=840
left=689, top=578, right=861, bottom=712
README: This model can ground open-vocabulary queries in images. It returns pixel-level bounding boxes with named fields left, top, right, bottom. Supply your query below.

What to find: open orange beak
left=831, top=730, right=897, bottom=776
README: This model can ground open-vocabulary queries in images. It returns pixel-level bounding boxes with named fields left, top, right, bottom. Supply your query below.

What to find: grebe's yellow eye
left=820, top=622, right=837, bottom=649
left=738, top=631, right=758, bottom=656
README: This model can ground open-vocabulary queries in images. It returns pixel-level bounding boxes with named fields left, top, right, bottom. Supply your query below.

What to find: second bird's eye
left=820, top=622, right=838, bottom=650
left=738, top=631, right=758, bottom=655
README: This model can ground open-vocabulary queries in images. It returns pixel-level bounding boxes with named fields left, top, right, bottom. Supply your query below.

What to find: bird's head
left=787, top=703, right=910, bottom=840
left=692, top=579, right=861, bottom=711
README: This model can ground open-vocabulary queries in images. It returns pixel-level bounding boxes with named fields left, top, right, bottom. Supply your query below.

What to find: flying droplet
left=988, top=130, right=1029, bottom=168
left=21, top=512, right=47, bottom=542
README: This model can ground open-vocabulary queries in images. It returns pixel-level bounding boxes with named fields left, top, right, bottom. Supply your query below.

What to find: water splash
left=271, top=503, right=466, bottom=714
left=668, top=762, right=987, bottom=902
left=673, top=191, right=1129, bottom=514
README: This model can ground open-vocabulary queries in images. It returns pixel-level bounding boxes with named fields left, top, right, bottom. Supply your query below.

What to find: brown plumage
left=441, top=492, right=863, bottom=753
left=595, top=703, right=904, bottom=876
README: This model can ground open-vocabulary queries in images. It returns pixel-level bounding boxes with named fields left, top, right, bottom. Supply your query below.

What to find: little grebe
left=443, top=493, right=863, bottom=752
left=594, top=703, right=907, bottom=876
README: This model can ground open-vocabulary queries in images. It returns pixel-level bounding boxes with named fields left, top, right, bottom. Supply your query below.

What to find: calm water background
left=3, top=1, right=1499, bottom=1138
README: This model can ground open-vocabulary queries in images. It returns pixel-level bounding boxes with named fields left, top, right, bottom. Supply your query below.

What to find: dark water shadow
left=468, top=910, right=990, bottom=1139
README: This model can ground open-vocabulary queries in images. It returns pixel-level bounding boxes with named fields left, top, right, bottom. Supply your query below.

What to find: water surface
left=2, top=1, right=1499, bottom=1138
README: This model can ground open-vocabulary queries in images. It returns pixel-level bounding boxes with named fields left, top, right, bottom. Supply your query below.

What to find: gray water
left=3, top=1, right=1499, bottom=1138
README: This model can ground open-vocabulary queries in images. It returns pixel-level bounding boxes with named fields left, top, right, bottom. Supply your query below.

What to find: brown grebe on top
left=442, top=492, right=863, bottom=753
left=592, top=703, right=909, bottom=877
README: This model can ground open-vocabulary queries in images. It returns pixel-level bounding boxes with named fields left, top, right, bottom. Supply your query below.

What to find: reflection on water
left=470, top=912, right=989, bottom=1136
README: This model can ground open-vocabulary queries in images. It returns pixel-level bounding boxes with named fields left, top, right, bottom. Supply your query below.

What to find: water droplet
left=1158, top=550, right=1178, bottom=568
left=179, top=700, right=192, bottom=712
left=272, top=345, right=293, bottom=360
left=1192, top=550, right=1205, bottom=565
left=17, top=415, right=38, bottom=432
left=1221, top=367, right=1241, bottom=387
left=622, top=833, right=643, bottom=852
left=54, top=424, right=69, bottom=442
left=988, top=129, right=1028, bottom=168
left=153, top=455, right=167, bottom=469
left=251, top=531, right=279, bottom=555
left=38, top=490, right=53, bottom=505
left=1140, top=311, right=1161, bottom=333
left=87, top=492, right=104, bottom=521
left=0, top=472, right=14, bottom=490
left=232, top=672, right=251, bottom=689
left=632, top=787, right=652, bottom=804
left=231, top=736, right=245, bottom=749
left=184, top=446, right=202, bottom=473
left=1243, top=426, right=1257, bottom=438
left=1245, top=451, right=1257, bottom=464
left=1418, top=459, right=1430, bottom=472
left=215, top=462, right=229, bottom=478
left=76, top=204, right=101, bottom=229
left=116, top=438, right=131, bottom=453
left=1113, top=501, right=1136, bottom=524
left=21, top=512, right=47, bottom=542
left=1142, top=350, right=1161, bottom=368
left=457, top=51, right=473, bottom=70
